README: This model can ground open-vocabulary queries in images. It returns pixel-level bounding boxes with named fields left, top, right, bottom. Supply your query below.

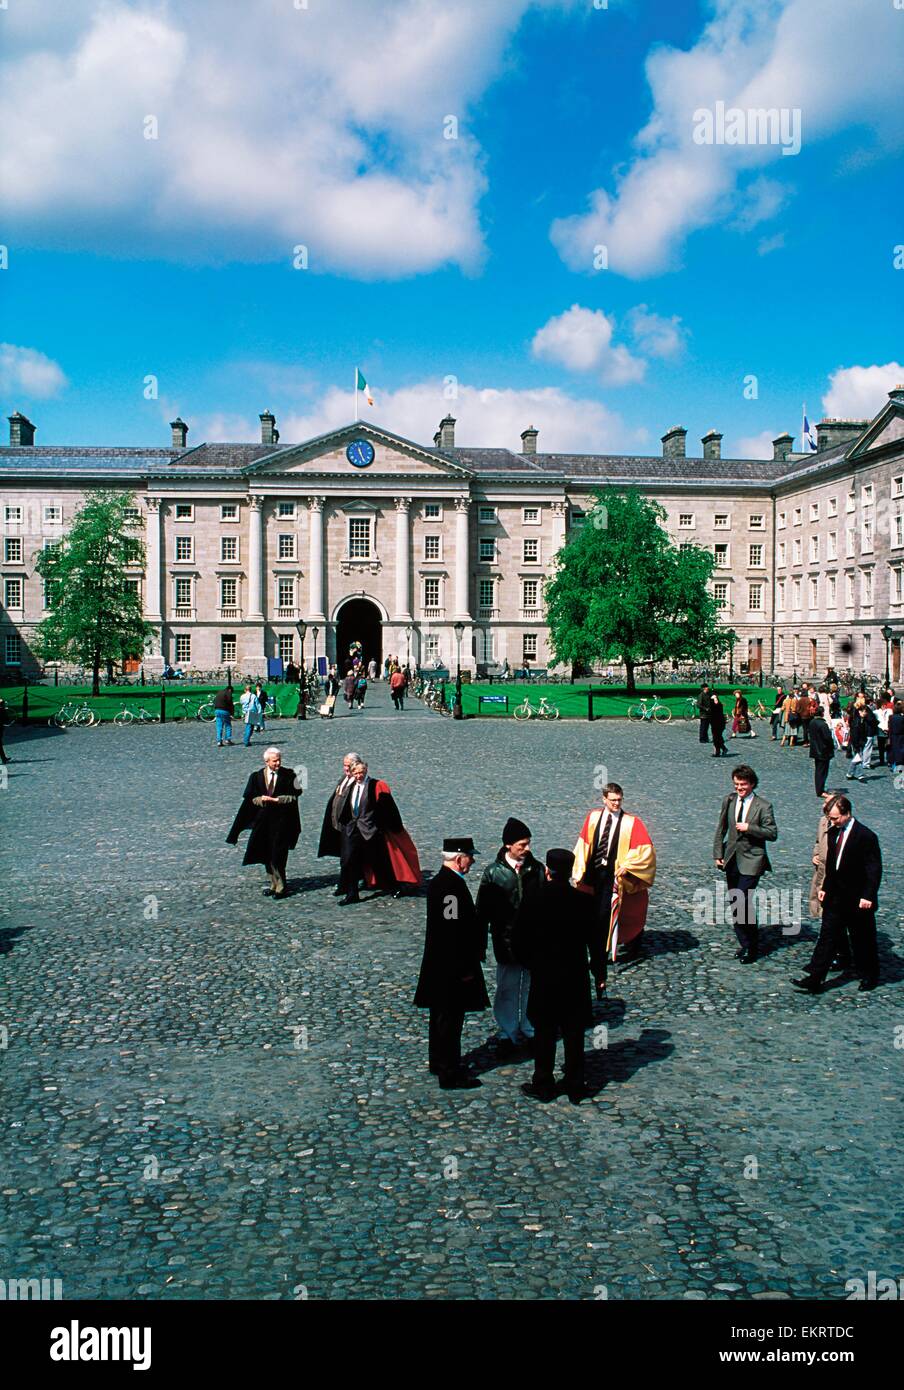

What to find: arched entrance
left=335, top=597, right=383, bottom=675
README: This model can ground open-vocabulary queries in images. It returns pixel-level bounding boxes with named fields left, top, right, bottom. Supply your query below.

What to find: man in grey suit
left=713, top=764, right=778, bottom=964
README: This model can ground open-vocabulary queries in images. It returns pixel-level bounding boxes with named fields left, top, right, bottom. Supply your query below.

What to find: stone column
left=454, top=496, right=471, bottom=620
left=145, top=497, right=162, bottom=621
left=551, top=500, right=567, bottom=556
left=247, top=496, right=264, bottom=619
left=394, top=497, right=413, bottom=621
left=307, top=496, right=326, bottom=620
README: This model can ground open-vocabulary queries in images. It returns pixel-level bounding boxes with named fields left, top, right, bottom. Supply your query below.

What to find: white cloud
left=531, top=305, right=646, bottom=385
left=0, top=0, right=574, bottom=276
left=0, top=343, right=68, bottom=399
left=625, top=305, right=687, bottom=359
left=756, top=231, right=785, bottom=256
left=272, top=379, right=646, bottom=454
left=735, top=429, right=776, bottom=460
left=550, top=0, right=904, bottom=277
left=822, top=362, right=904, bottom=419
left=731, top=176, right=790, bottom=231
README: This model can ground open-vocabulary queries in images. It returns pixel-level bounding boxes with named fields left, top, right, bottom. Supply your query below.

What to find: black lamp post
left=453, top=621, right=464, bottom=719
left=297, top=621, right=307, bottom=719
left=405, top=624, right=412, bottom=676
left=312, top=624, right=320, bottom=678
left=880, top=623, right=892, bottom=689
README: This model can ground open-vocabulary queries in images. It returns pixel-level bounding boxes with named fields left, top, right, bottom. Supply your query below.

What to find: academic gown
left=225, top=767, right=301, bottom=865
left=413, top=866, right=489, bottom=1012
left=513, top=879, right=604, bottom=1030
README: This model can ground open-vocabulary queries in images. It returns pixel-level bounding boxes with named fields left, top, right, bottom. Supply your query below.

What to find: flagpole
left=354, top=367, right=358, bottom=424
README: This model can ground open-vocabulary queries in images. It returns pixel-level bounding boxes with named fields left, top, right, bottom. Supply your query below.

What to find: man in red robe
left=572, top=781, right=656, bottom=974
left=336, top=760, right=422, bottom=904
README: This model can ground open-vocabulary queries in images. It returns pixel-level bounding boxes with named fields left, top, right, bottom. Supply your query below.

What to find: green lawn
left=459, top=682, right=776, bottom=720
left=3, top=683, right=304, bottom=723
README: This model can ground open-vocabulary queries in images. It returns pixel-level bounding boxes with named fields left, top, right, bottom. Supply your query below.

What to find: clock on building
left=346, top=439, right=375, bottom=469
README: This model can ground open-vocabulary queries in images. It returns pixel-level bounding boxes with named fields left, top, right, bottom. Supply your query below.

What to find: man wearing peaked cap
left=513, top=848, right=606, bottom=1104
left=413, top=836, right=488, bottom=1090
left=476, top=816, right=544, bottom=1056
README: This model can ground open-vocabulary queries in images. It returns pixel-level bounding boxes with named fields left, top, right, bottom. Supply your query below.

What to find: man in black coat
left=793, top=795, right=882, bottom=994
left=513, top=849, right=606, bottom=1105
left=808, top=709, right=835, bottom=796
left=225, top=746, right=302, bottom=897
left=698, top=684, right=713, bottom=743
left=414, top=837, right=488, bottom=1090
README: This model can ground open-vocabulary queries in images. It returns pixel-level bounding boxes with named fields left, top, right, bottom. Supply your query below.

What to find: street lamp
left=453, top=621, right=464, bottom=719
left=405, top=624, right=412, bottom=675
left=312, top=624, right=320, bottom=678
left=297, top=621, right=307, bottom=720
left=881, top=623, right=894, bottom=688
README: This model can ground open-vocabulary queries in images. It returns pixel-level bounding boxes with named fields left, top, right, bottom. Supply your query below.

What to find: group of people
left=210, top=681, right=274, bottom=747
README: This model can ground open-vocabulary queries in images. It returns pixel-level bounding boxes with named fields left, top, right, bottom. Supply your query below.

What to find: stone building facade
left=2, top=391, right=903, bottom=683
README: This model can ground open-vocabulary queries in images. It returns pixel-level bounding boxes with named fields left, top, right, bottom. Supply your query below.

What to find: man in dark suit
left=226, top=746, right=302, bottom=898
left=713, top=764, right=778, bottom=963
left=413, top=837, right=488, bottom=1090
left=808, top=708, right=835, bottom=796
left=793, top=796, right=882, bottom=994
left=513, top=849, right=606, bottom=1105
left=336, top=759, right=380, bottom=905
left=698, top=684, right=713, bottom=744
left=317, top=751, right=362, bottom=894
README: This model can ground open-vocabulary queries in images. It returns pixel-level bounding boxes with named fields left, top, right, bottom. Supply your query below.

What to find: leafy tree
left=33, top=491, right=154, bottom=695
left=544, top=489, right=735, bottom=693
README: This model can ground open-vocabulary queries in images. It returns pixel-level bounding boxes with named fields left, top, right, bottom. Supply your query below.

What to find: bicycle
left=50, top=701, right=98, bottom=729
left=751, top=699, right=770, bottom=719
left=170, top=696, right=207, bottom=722
left=113, top=705, right=159, bottom=726
left=627, top=697, right=672, bottom=724
left=513, top=696, right=560, bottom=720
left=681, top=698, right=700, bottom=721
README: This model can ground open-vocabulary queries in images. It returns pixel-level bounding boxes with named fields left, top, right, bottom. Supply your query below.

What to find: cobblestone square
left=1, top=688, right=902, bottom=1301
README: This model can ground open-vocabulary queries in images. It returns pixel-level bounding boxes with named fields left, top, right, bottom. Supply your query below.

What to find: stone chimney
left=170, top=417, right=188, bottom=449
left=817, top=418, right=869, bottom=453
left=439, top=415, right=456, bottom=449
left=8, top=412, right=35, bottom=447
left=701, top=429, right=722, bottom=460
left=887, top=385, right=904, bottom=403
left=433, top=428, right=442, bottom=448
left=260, top=410, right=279, bottom=446
left=521, top=425, right=538, bottom=456
left=772, top=432, right=794, bottom=461
left=661, top=425, right=687, bottom=459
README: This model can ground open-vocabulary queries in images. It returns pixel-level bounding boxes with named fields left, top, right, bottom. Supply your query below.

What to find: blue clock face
left=346, top=439, right=375, bottom=469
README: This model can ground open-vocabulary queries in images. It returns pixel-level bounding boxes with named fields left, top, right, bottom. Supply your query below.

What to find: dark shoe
left=332, top=886, right=344, bottom=897
left=338, top=895, right=360, bottom=907
left=494, top=1038, right=517, bottom=1058
left=858, top=979, right=878, bottom=992
left=439, top=1073, right=481, bottom=1090
left=520, top=1082, right=556, bottom=1103
left=792, top=976, right=824, bottom=994
left=740, top=950, right=758, bottom=964
left=566, top=1088, right=590, bottom=1105
left=830, top=957, right=852, bottom=972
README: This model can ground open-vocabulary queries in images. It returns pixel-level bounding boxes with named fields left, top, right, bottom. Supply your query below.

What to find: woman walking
left=780, top=689, right=798, bottom=748
left=354, top=671, right=368, bottom=708
left=731, top=690, right=755, bottom=739
left=240, top=683, right=262, bottom=747
left=769, top=687, right=785, bottom=740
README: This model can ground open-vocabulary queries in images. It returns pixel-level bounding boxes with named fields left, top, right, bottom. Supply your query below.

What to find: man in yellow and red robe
left=572, top=781, right=656, bottom=975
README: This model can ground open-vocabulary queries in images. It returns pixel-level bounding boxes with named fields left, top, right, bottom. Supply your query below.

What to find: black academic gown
left=414, top=866, right=489, bottom=1013
left=513, top=879, right=604, bottom=1031
left=226, top=767, right=301, bottom=866
left=318, top=777, right=351, bottom=858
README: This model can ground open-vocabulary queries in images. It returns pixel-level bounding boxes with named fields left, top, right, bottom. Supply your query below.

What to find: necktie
left=736, top=796, right=745, bottom=825
left=353, top=784, right=361, bottom=815
left=597, top=812, right=614, bottom=867
left=835, top=825, right=849, bottom=865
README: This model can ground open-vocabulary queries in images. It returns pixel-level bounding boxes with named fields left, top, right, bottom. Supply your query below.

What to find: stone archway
left=335, top=597, right=383, bottom=675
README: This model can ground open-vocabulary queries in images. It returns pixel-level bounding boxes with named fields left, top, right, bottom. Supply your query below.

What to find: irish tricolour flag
left=356, top=368, right=375, bottom=407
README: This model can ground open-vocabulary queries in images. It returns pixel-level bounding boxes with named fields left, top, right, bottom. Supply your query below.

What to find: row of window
left=776, top=634, right=880, bottom=668
left=712, top=582, right=764, bottom=611
left=160, top=630, right=545, bottom=669
left=677, top=512, right=765, bottom=530
left=776, top=568, right=904, bottom=609
left=776, top=513, right=904, bottom=567
left=778, top=477, right=904, bottom=528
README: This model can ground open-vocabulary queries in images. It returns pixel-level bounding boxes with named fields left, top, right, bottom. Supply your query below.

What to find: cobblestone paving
left=1, top=689, right=902, bottom=1300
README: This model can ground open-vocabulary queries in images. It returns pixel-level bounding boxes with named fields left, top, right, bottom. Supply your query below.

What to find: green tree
left=544, top=489, right=735, bottom=693
left=33, top=491, right=154, bottom=695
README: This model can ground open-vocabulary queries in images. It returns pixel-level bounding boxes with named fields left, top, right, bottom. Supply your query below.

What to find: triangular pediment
left=848, top=396, right=904, bottom=459
left=242, top=421, right=473, bottom=479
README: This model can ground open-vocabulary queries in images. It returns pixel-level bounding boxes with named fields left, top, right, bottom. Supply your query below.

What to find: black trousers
left=808, top=903, right=877, bottom=984
left=711, top=724, right=727, bottom=755
left=813, top=757, right=831, bottom=795
left=428, top=1008, right=465, bottom=1079
left=532, top=1024, right=585, bottom=1094
left=699, top=716, right=710, bottom=743
left=725, top=859, right=761, bottom=953
left=592, top=877, right=613, bottom=981
left=339, top=825, right=369, bottom=895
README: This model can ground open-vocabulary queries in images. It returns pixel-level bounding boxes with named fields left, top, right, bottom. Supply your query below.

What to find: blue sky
left=1, top=0, right=902, bottom=455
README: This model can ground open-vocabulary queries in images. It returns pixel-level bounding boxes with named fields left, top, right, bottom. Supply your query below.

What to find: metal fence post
left=160, top=680, right=166, bottom=724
